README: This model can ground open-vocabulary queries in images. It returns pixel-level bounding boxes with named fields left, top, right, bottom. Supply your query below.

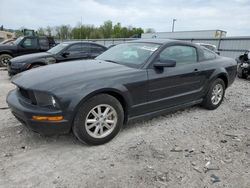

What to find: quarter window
left=159, top=45, right=197, bottom=65
left=203, top=48, right=216, bottom=60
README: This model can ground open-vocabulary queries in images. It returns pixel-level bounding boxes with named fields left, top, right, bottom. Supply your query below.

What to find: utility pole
left=172, top=19, right=177, bottom=32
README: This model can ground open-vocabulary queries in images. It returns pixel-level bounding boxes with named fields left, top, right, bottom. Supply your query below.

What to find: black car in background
left=236, top=50, right=250, bottom=79
left=7, top=39, right=237, bottom=145
left=7, top=41, right=107, bottom=75
left=0, top=36, right=56, bottom=67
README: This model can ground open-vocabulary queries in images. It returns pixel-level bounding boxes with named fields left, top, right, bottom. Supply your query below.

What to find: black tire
left=0, top=54, right=12, bottom=67
left=73, top=94, right=124, bottom=145
left=237, top=65, right=247, bottom=79
left=202, top=78, right=225, bottom=110
left=238, top=71, right=248, bottom=79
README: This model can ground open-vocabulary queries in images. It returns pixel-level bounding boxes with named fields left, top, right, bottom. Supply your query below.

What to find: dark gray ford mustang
left=6, top=39, right=237, bottom=145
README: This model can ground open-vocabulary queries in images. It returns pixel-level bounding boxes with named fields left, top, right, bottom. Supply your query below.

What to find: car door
left=17, top=37, right=40, bottom=55
left=147, top=44, right=206, bottom=112
left=59, top=43, right=90, bottom=62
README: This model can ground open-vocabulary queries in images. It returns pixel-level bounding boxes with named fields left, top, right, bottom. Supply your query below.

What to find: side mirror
left=62, top=52, right=70, bottom=58
left=154, top=59, right=176, bottom=68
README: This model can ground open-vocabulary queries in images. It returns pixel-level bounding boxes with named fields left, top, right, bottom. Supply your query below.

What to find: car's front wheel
left=73, top=94, right=124, bottom=145
left=0, top=54, right=12, bottom=67
left=202, top=78, right=225, bottom=110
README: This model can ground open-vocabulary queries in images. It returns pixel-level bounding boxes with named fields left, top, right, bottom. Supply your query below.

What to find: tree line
left=35, top=20, right=155, bottom=40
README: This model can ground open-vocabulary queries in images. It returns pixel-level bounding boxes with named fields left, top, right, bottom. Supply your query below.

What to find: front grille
left=19, top=87, right=30, bottom=100
left=18, top=87, right=37, bottom=104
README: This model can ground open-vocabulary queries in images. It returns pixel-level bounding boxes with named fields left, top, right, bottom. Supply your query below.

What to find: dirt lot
left=0, top=68, right=249, bottom=188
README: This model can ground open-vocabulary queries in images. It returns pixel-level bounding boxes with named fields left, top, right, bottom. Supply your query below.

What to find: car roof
left=127, top=39, right=202, bottom=50
left=128, top=38, right=178, bottom=45
left=61, top=41, right=106, bottom=46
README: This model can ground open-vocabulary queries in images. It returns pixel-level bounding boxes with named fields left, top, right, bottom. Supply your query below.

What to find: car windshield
left=96, top=42, right=160, bottom=68
left=47, top=43, right=69, bottom=54
left=13, top=37, right=24, bottom=45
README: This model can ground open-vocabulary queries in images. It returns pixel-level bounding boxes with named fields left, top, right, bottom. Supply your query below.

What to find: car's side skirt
left=127, top=99, right=203, bottom=123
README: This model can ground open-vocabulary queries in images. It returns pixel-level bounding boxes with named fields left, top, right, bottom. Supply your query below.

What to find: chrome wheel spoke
left=103, top=107, right=110, bottom=117
left=99, top=126, right=104, bottom=135
left=94, top=126, right=100, bottom=135
left=86, top=119, right=97, bottom=124
left=103, top=122, right=112, bottom=129
left=86, top=122, right=97, bottom=129
left=106, top=119, right=115, bottom=124
left=97, top=106, right=102, bottom=116
left=91, top=110, right=99, bottom=118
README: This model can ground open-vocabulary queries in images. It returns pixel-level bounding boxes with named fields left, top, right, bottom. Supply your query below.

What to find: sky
left=0, top=0, right=250, bottom=36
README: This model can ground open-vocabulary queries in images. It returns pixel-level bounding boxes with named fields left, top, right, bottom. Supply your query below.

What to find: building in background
left=141, top=30, right=227, bottom=39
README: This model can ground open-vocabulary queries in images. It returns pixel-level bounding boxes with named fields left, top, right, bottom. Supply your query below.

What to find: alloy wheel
left=211, top=83, right=223, bottom=105
left=85, top=104, right=118, bottom=139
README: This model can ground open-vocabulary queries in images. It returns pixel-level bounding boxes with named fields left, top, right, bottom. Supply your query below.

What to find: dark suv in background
left=7, top=41, right=107, bottom=75
left=0, top=36, right=56, bottom=67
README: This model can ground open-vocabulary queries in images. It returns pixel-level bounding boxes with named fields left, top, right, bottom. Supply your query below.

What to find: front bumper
left=6, top=89, right=71, bottom=135
left=7, top=64, right=23, bottom=76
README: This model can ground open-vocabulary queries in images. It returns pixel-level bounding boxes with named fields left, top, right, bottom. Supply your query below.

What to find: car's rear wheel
left=202, top=78, right=225, bottom=110
left=0, top=54, right=12, bottom=67
left=73, top=94, right=124, bottom=145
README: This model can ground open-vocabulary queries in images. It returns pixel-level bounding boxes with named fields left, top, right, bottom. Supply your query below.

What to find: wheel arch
left=216, top=73, right=228, bottom=88
left=71, top=88, right=130, bottom=126
left=0, top=51, right=13, bottom=57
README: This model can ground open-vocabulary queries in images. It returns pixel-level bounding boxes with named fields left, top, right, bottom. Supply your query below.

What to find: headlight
left=11, top=62, right=25, bottom=68
left=33, top=91, right=60, bottom=109
left=45, top=57, right=56, bottom=64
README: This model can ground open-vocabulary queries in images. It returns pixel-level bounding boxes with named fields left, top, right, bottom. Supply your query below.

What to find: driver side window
left=22, top=38, right=38, bottom=48
left=160, top=45, right=197, bottom=65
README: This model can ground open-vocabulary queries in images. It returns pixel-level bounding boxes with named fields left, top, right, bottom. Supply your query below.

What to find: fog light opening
left=32, top=115, right=64, bottom=121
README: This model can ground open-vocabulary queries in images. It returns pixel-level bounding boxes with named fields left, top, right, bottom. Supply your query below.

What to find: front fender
left=55, top=83, right=132, bottom=126
left=0, top=50, right=14, bottom=56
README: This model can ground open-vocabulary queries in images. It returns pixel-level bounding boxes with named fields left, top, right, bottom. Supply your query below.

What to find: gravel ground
left=0, top=68, right=249, bottom=188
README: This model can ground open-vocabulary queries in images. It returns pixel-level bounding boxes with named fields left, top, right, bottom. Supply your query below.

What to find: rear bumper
left=6, top=89, right=71, bottom=135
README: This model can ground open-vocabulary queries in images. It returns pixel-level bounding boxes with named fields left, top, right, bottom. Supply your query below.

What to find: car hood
left=12, top=59, right=136, bottom=92
left=0, top=44, right=17, bottom=50
left=10, top=52, right=52, bottom=63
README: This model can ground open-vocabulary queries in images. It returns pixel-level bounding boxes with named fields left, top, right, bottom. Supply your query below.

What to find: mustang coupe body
left=7, top=39, right=237, bottom=145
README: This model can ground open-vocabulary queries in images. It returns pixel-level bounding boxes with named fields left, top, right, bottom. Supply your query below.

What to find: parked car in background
left=0, top=36, right=56, bottom=67
left=7, top=39, right=237, bottom=145
left=7, top=41, right=107, bottom=75
left=236, top=50, right=250, bottom=79
left=196, top=43, right=220, bottom=55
